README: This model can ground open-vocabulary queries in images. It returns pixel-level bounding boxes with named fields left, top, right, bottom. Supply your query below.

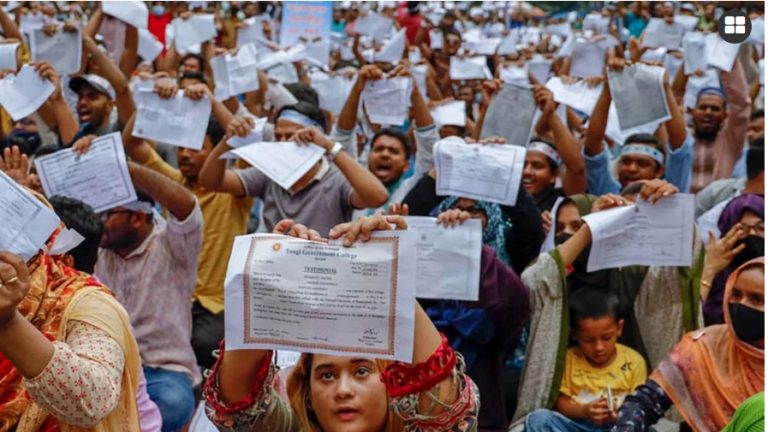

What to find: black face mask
left=729, top=303, right=765, bottom=342
left=555, top=233, right=572, bottom=246
left=732, top=235, right=765, bottom=268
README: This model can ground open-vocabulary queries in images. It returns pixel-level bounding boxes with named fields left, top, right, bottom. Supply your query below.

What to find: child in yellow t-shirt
left=526, top=288, right=647, bottom=432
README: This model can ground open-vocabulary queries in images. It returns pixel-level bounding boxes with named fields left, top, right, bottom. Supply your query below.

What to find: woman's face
left=309, top=355, right=389, bottom=432
left=739, top=210, right=765, bottom=239
left=522, top=152, right=557, bottom=196
left=730, top=267, right=765, bottom=312
left=556, top=202, right=582, bottom=236
left=455, top=198, right=488, bottom=230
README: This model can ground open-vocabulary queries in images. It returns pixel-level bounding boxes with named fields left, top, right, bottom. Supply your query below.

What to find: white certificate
left=705, top=33, right=739, bottom=72
left=682, top=32, right=707, bottom=75
left=500, top=64, right=529, bottom=88
left=434, top=137, right=525, bottom=206
left=172, top=14, right=217, bottom=51
left=363, top=77, right=411, bottom=126
left=429, top=28, right=444, bottom=49
left=0, top=170, right=60, bottom=261
left=642, top=18, right=684, bottom=50
left=224, top=231, right=417, bottom=362
left=102, top=1, right=149, bottom=29
left=528, top=57, right=553, bottom=84
left=540, top=197, right=565, bottom=253
left=683, top=69, right=720, bottom=109
left=138, top=28, right=164, bottom=63
left=211, top=43, right=260, bottom=100
left=583, top=14, right=609, bottom=32
left=570, top=40, right=606, bottom=78
left=450, top=56, right=491, bottom=81
left=0, top=64, right=55, bottom=121
left=607, top=63, right=671, bottom=131
left=375, top=29, right=406, bottom=64
left=29, top=27, right=82, bottom=76
left=480, top=84, right=537, bottom=147
left=133, top=90, right=212, bottom=150
left=582, top=194, right=694, bottom=272
left=545, top=77, right=603, bottom=116
left=35, top=133, right=136, bottom=213
left=310, top=73, right=356, bottom=114
left=403, top=217, right=482, bottom=301
left=354, top=13, right=394, bottom=43
left=496, top=30, right=519, bottom=55
left=431, top=100, right=466, bottom=127
left=674, top=15, right=699, bottom=32
left=226, top=117, right=268, bottom=149
left=237, top=16, right=270, bottom=47
left=221, top=141, right=325, bottom=191
left=0, top=42, right=20, bottom=71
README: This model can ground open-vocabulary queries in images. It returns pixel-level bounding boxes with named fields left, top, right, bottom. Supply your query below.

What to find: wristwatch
left=327, top=142, right=344, bottom=162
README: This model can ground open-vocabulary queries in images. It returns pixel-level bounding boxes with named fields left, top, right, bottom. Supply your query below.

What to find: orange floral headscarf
left=0, top=224, right=112, bottom=432
left=650, top=257, right=764, bottom=432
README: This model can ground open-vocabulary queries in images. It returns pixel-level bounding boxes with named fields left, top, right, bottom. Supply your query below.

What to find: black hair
left=48, top=196, right=103, bottom=274
left=443, top=27, right=462, bottom=41
left=620, top=180, right=646, bottom=197
left=407, top=1, right=420, bottom=15
left=746, top=136, right=764, bottom=179
left=530, top=138, right=560, bottom=173
left=34, top=144, right=59, bottom=158
left=180, top=53, right=205, bottom=71
left=750, top=109, right=764, bottom=121
left=178, top=71, right=206, bottom=84
left=569, top=287, right=620, bottom=331
left=207, top=117, right=226, bottom=147
left=371, top=127, right=412, bottom=159
left=332, top=60, right=359, bottom=72
left=284, top=82, right=320, bottom=106
left=277, top=102, right=328, bottom=133
left=624, top=132, right=665, bottom=167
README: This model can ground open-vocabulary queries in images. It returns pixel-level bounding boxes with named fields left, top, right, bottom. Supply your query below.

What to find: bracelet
left=327, top=142, right=343, bottom=162
left=380, top=334, right=456, bottom=398
left=203, top=338, right=274, bottom=414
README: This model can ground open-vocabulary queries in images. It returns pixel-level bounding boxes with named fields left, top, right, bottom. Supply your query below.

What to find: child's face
left=575, top=316, right=624, bottom=368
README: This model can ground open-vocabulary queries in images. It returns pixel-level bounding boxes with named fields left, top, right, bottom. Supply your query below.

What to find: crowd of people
left=0, top=1, right=765, bottom=432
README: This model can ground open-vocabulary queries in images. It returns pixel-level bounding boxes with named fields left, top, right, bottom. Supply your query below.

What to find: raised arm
left=32, top=61, right=78, bottom=145
left=83, top=3, right=104, bottom=39
left=127, top=161, right=196, bottom=220
left=533, top=85, right=587, bottom=195
left=198, top=117, right=252, bottom=196
left=184, top=83, right=235, bottom=130
left=119, top=24, right=139, bottom=78
left=584, top=65, right=614, bottom=157
left=720, top=58, right=751, bottom=159
left=337, top=65, right=384, bottom=132
left=662, top=68, right=687, bottom=150
left=0, top=8, right=23, bottom=42
left=83, top=34, right=135, bottom=125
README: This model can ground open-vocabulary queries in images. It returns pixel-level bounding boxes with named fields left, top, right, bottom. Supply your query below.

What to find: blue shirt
left=584, top=134, right=695, bottom=195
left=625, top=11, right=648, bottom=38
left=732, top=147, right=748, bottom=178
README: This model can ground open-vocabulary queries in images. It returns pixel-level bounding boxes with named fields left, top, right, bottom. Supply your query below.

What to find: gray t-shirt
left=235, top=159, right=354, bottom=236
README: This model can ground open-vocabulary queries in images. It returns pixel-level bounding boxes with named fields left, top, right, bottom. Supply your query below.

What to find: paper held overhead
left=221, top=141, right=326, bottom=191
left=0, top=64, right=55, bottom=121
left=133, top=90, right=213, bottom=151
left=102, top=1, right=148, bottom=29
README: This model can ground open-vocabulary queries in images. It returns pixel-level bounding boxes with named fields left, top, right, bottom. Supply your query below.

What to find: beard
left=694, top=123, right=722, bottom=141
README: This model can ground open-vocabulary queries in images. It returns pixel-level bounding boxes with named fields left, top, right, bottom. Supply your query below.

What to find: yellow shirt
left=144, top=148, right=254, bottom=314
left=559, top=344, right=647, bottom=408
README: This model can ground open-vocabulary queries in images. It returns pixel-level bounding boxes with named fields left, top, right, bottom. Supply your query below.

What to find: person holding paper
left=526, top=288, right=647, bottom=432
left=513, top=181, right=702, bottom=425
left=525, top=84, right=587, bottom=213
left=0, top=196, right=143, bottom=431
left=94, top=162, right=203, bottom=432
left=199, top=116, right=389, bottom=236
left=613, top=258, right=765, bottom=432
left=333, top=64, right=439, bottom=217
left=700, top=194, right=764, bottom=326
left=671, top=59, right=751, bottom=193
left=583, top=58, right=693, bottom=196
left=203, top=214, right=480, bottom=432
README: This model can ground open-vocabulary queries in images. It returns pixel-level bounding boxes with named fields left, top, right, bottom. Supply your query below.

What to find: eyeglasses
left=739, top=222, right=765, bottom=236
left=99, top=210, right=134, bottom=222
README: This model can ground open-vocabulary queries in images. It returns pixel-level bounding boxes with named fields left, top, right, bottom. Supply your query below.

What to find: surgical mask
left=729, top=303, right=765, bottom=342
left=152, top=5, right=165, bottom=16
left=733, top=235, right=765, bottom=268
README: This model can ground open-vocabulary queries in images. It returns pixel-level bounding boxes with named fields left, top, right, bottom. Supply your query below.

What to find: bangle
left=327, top=142, right=343, bottom=162
left=380, top=333, right=456, bottom=398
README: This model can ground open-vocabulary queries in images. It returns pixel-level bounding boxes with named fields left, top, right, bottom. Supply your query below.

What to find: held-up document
left=684, top=69, right=720, bottom=109
left=540, top=197, right=565, bottom=253
left=0, top=42, right=20, bottom=71
left=237, top=16, right=270, bottom=47
left=607, top=63, right=671, bottom=131
left=434, top=136, right=526, bottom=206
left=569, top=40, right=606, bottom=79
left=450, top=56, right=491, bottom=81
left=310, top=73, right=356, bottom=114
left=138, top=28, right=164, bottom=63
left=403, top=217, right=482, bottom=301
left=410, top=64, right=429, bottom=101
left=355, top=13, right=394, bottom=42
left=500, top=63, right=529, bottom=88
left=674, top=15, right=699, bottom=32
left=224, top=231, right=417, bottom=362
left=663, top=53, right=683, bottom=85
left=480, top=84, right=537, bottom=147
left=211, top=43, right=260, bottom=100
left=582, top=194, right=694, bottom=272
left=431, top=100, right=466, bottom=127
left=172, top=14, right=217, bottom=51
left=583, top=14, right=609, bottom=32
left=221, top=141, right=325, bottom=190
left=226, top=117, right=268, bottom=149
left=528, top=57, right=553, bottom=84
left=133, top=90, right=212, bottom=150
left=102, top=1, right=149, bottom=29
left=683, top=32, right=707, bottom=75
left=466, top=37, right=501, bottom=56
left=0, top=64, right=55, bottom=121
left=496, top=29, right=519, bottom=55
left=705, top=33, right=740, bottom=72
left=375, top=28, right=406, bottom=64
left=34, top=133, right=137, bottom=213
left=29, top=27, right=82, bottom=76
left=429, top=28, right=443, bottom=50
left=545, top=77, right=603, bottom=116
left=0, top=170, right=60, bottom=261
left=642, top=18, right=684, bottom=50
left=363, top=77, right=412, bottom=126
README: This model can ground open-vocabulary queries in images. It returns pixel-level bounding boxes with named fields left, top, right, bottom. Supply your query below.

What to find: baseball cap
left=69, top=74, right=116, bottom=101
